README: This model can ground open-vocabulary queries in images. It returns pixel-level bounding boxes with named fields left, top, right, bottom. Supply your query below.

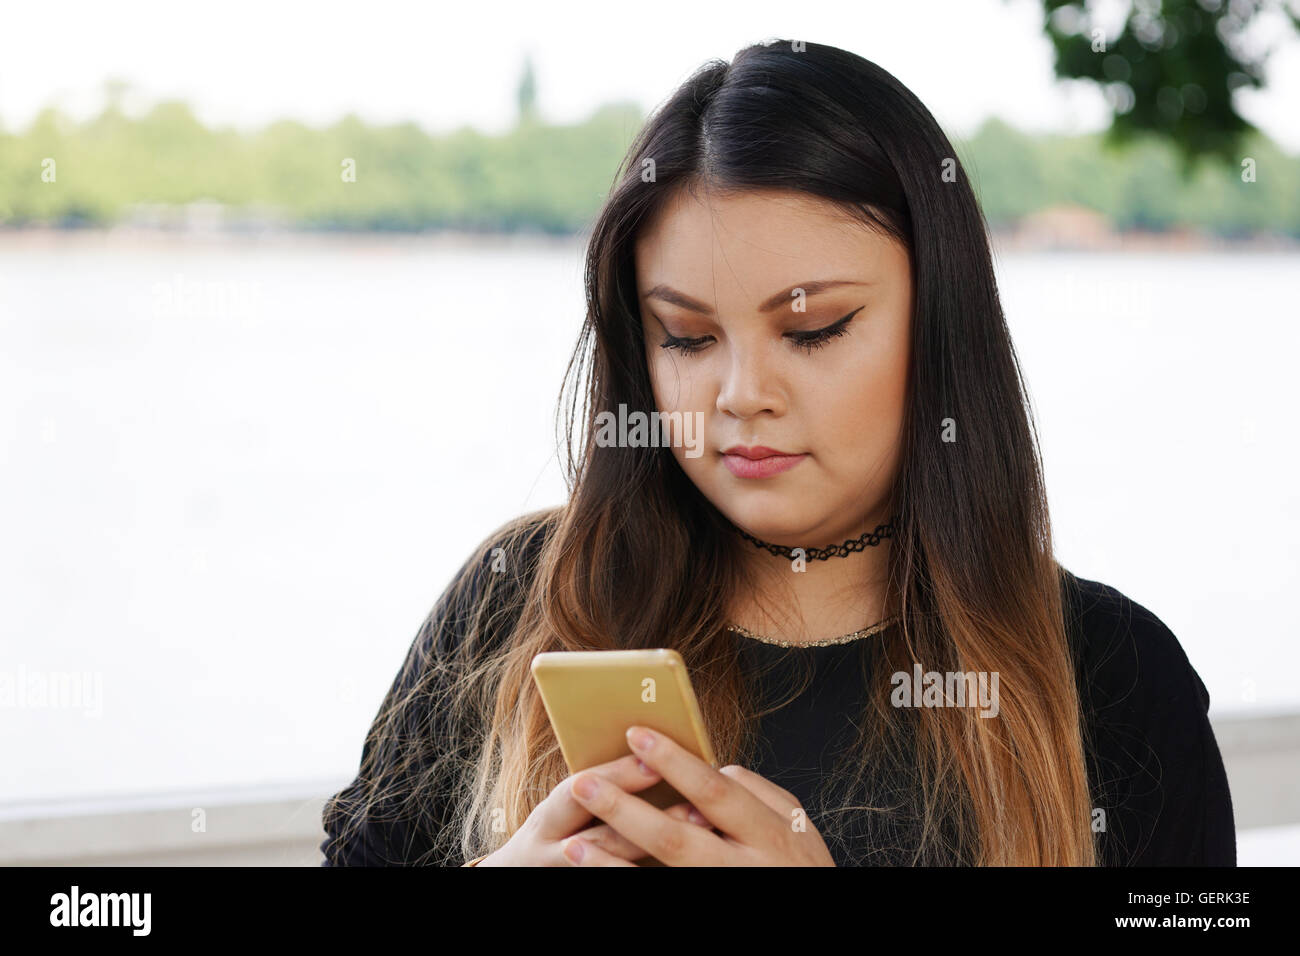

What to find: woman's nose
left=715, top=342, right=784, bottom=419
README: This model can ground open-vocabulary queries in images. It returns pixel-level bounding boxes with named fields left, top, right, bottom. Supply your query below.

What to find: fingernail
left=564, top=838, right=585, bottom=863
left=573, top=775, right=599, bottom=800
left=689, top=808, right=708, bottom=826
left=637, top=759, right=655, bottom=776
left=628, top=727, right=655, bottom=752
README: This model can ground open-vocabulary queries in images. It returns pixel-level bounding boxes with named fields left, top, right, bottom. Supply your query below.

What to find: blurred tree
left=102, top=76, right=130, bottom=112
left=1038, top=0, right=1300, bottom=170
left=1, top=85, right=1292, bottom=235
left=517, top=54, right=539, bottom=126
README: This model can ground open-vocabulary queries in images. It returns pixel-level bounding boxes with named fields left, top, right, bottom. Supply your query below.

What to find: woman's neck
left=727, top=526, right=896, bottom=645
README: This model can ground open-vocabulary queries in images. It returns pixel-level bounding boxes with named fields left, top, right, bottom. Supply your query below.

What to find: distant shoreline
left=0, top=223, right=1296, bottom=254
left=0, top=224, right=585, bottom=252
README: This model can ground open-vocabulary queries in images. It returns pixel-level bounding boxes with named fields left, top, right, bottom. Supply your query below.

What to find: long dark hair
left=325, top=38, right=1096, bottom=866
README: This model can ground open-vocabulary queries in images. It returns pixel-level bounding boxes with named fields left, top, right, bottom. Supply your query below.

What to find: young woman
left=321, top=39, right=1235, bottom=867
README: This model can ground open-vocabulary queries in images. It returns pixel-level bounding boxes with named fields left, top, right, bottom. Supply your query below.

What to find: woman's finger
left=567, top=766, right=721, bottom=866
left=537, top=754, right=662, bottom=840
left=717, top=765, right=804, bottom=818
left=574, top=801, right=713, bottom=860
left=625, top=726, right=777, bottom=842
left=561, top=834, right=638, bottom=867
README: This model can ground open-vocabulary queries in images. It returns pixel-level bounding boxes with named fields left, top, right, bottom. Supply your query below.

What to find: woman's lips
left=721, top=450, right=809, bottom=478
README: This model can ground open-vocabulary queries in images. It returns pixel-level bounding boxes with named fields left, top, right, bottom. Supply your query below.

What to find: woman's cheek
left=655, top=366, right=708, bottom=422
left=649, top=355, right=687, bottom=407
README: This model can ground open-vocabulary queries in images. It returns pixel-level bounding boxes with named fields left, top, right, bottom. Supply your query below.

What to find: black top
left=730, top=587, right=1237, bottom=866
left=321, top=525, right=1236, bottom=867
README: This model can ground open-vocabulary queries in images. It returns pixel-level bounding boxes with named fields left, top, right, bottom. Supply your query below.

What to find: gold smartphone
left=530, top=648, right=717, bottom=864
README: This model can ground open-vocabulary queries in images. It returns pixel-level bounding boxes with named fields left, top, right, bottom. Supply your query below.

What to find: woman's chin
left=724, top=512, right=824, bottom=548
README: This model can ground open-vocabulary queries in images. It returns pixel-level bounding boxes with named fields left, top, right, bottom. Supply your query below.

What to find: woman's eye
left=657, top=306, right=863, bottom=357
left=784, top=306, right=864, bottom=354
left=659, top=334, right=712, bottom=355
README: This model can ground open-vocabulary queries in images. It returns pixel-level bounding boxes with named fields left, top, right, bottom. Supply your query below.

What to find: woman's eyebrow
left=642, top=278, right=871, bottom=316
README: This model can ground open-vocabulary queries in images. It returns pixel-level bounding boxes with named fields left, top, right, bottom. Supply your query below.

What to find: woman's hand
left=476, top=753, right=712, bottom=866
left=567, top=726, right=837, bottom=866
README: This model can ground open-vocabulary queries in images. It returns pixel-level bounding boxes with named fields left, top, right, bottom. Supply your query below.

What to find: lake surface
left=1, top=230, right=1296, bottom=805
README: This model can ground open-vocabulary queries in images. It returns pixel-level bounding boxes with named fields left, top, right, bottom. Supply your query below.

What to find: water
left=996, top=246, right=1300, bottom=721
left=1, top=231, right=1296, bottom=804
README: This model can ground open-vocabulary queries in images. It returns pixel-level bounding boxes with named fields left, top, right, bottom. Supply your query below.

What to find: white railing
left=3, top=712, right=1297, bottom=866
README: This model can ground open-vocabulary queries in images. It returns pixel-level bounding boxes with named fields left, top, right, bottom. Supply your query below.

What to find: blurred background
left=1, top=0, right=1297, bottom=865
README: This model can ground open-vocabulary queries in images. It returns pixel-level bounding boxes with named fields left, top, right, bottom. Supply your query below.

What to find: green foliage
left=0, top=98, right=1295, bottom=236
left=1039, top=0, right=1299, bottom=170
left=0, top=99, right=648, bottom=233
left=960, top=115, right=1299, bottom=234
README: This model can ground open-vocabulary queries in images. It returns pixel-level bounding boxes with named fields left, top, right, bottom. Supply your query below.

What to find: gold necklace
left=725, top=614, right=900, bottom=648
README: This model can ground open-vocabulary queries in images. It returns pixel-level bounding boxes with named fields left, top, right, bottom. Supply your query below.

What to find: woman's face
left=634, top=185, right=912, bottom=548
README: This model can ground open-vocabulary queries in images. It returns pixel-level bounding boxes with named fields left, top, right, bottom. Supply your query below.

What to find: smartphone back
left=530, top=648, right=716, bottom=812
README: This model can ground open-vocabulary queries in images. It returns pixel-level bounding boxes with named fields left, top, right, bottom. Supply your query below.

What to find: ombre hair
left=324, top=38, right=1097, bottom=866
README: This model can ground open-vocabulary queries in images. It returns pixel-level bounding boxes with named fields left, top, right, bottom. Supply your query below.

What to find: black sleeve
left=1072, top=578, right=1237, bottom=866
left=319, top=546, right=491, bottom=867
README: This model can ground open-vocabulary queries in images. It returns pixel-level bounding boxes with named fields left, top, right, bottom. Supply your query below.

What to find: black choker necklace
left=734, top=519, right=897, bottom=561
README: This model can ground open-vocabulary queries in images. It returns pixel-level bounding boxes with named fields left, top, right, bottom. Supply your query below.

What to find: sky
left=2, top=0, right=1298, bottom=149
